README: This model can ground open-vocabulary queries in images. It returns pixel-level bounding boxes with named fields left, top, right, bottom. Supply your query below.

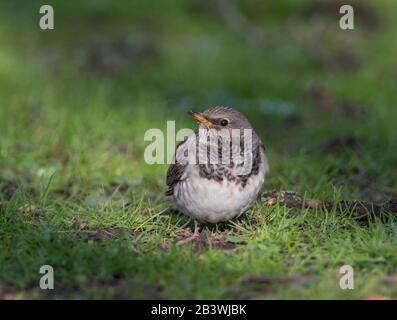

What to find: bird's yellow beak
left=188, top=111, right=212, bottom=126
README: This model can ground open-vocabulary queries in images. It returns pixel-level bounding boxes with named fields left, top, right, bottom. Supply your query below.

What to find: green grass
left=1, top=0, right=397, bottom=299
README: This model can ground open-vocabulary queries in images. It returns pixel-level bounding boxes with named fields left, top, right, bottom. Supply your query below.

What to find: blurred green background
left=0, top=0, right=396, bottom=299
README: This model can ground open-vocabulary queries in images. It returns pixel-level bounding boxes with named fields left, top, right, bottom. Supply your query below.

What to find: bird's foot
left=176, top=221, right=200, bottom=246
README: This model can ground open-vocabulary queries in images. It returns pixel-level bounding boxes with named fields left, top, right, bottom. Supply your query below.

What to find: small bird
left=166, top=106, right=269, bottom=231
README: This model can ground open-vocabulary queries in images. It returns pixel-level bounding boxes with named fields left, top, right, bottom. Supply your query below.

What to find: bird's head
left=188, top=106, right=254, bottom=132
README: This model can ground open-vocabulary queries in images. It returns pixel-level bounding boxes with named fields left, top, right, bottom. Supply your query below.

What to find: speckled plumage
left=166, top=106, right=269, bottom=223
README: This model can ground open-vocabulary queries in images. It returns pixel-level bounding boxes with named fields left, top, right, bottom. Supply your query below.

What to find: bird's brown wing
left=165, top=162, right=186, bottom=196
left=165, top=139, right=189, bottom=196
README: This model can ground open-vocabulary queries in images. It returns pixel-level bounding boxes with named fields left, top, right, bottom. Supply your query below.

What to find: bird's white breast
left=173, top=154, right=268, bottom=223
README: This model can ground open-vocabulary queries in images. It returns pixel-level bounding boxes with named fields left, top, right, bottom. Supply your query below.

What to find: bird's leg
left=176, top=220, right=200, bottom=246
left=193, top=220, right=200, bottom=238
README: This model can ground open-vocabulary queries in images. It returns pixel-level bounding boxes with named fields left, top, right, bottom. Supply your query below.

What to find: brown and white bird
left=166, top=106, right=269, bottom=227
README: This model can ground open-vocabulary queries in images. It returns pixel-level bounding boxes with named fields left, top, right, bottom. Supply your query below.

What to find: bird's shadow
left=165, top=207, right=241, bottom=233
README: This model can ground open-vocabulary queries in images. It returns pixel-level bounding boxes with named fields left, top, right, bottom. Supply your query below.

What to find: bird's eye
left=219, top=119, right=229, bottom=126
